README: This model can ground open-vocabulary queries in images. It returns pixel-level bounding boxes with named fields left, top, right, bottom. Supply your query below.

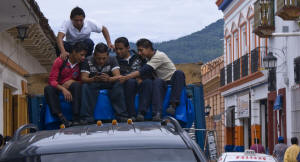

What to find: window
left=234, top=32, right=239, bottom=60
left=227, top=37, right=232, bottom=64
left=250, top=19, right=255, bottom=50
left=241, top=25, right=247, bottom=56
left=40, top=149, right=199, bottom=162
left=294, top=56, right=300, bottom=84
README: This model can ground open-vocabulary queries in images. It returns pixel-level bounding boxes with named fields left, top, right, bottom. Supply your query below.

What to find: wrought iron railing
left=220, top=68, right=225, bottom=87
left=251, top=48, right=260, bottom=73
left=242, top=54, right=249, bottom=77
left=226, top=64, right=232, bottom=84
left=233, top=58, right=241, bottom=81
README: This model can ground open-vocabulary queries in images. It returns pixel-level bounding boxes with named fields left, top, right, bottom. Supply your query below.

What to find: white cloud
left=36, top=0, right=223, bottom=43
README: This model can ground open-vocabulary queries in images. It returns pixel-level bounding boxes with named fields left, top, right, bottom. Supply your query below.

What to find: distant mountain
left=129, top=19, right=224, bottom=64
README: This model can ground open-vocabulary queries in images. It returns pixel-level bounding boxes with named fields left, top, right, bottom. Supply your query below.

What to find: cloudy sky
left=36, top=0, right=223, bottom=43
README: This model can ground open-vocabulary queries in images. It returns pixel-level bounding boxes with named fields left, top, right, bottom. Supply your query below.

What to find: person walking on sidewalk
left=284, top=137, right=300, bottom=162
left=273, top=136, right=288, bottom=162
left=250, top=138, right=265, bottom=153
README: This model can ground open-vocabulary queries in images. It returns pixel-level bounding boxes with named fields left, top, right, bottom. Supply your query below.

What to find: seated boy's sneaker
left=72, top=120, right=80, bottom=126
left=166, top=105, right=176, bottom=116
left=129, top=116, right=136, bottom=122
left=136, top=114, right=144, bottom=122
left=117, top=116, right=128, bottom=122
left=152, top=113, right=161, bottom=121
left=79, top=119, right=88, bottom=125
left=59, top=115, right=72, bottom=128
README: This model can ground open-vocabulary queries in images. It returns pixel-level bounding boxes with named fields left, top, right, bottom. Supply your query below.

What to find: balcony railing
left=220, top=67, right=225, bottom=87
left=221, top=48, right=268, bottom=87
left=277, top=0, right=300, bottom=20
left=242, top=54, right=249, bottom=77
left=254, top=0, right=275, bottom=38
left=227, top=64, right=232, bottom=84
left=251, top=48, right=260, bottom=73
left=233, top=58, right=241, bottom=81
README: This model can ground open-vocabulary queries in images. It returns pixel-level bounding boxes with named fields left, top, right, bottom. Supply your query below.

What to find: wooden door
left=13, top=95, right=29, bottom=135
left=3, top=87, right=13, bottom=137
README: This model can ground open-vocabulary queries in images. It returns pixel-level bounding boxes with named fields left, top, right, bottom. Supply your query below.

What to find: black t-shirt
left=116, top=50, right=146, bottom=75
left=81, top=56, right=120, bottom=77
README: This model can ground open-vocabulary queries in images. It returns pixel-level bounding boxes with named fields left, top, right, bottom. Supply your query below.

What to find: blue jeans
left=80, top=82, right=128, bottom=121
left=57, top=38, right=95, bottom=57
left=152, top=70, right=186, bottom=113
left=123, top=79, right=153, bottom=116
left=44, top=82, right=82, bottom=121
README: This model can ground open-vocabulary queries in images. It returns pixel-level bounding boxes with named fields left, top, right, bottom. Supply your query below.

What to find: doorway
left=3, top=85, right=29, bottom=137
left=260, top=100, right=268, bottom=151
left=3, top=86, right=13, bottom=137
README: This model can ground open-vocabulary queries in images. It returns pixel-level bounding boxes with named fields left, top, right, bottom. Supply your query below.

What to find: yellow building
left=201, top=56, right=225, bottom=154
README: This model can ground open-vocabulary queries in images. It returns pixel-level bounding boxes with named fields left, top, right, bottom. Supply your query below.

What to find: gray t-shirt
left=147, top=50, right=176, bottom=81
left=81, top=56, right=120, bottom=77
left=273, top=143, right=288, bottom=162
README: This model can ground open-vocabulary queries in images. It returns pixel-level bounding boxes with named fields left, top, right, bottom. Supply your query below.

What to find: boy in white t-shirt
left=57, top=7, right=114, bottom=58
left=119, top=38, right=186, bottom=121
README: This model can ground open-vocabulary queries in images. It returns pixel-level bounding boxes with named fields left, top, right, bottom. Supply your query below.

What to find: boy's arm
left=102, top=26, right=114, bottom=49
left=48, top=58, right=63, bottom=88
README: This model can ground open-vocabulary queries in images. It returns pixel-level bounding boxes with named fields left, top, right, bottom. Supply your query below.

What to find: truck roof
left=0, top=122, right=188, bottom=160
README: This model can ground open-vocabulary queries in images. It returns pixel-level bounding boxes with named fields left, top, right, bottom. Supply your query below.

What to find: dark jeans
left=123, top=79, right=153, bottom=116
left=80, top=82, right=128, bottom=121
left=44, top=82, right=81, bottom=121
left=152, top=70, right=186, bottom=113
left=56, top=38, right=94, bottom=57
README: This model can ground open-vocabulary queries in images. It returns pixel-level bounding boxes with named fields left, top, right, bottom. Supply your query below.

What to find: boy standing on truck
left=114, top=37, right=152, bottom=120
left=119, top=38, right=186, bottom=121
left=57, top=7, right=114, bottom=58
left=44, top=42, right=87, bottom=127
left=80, top=43, right=128, bottom=123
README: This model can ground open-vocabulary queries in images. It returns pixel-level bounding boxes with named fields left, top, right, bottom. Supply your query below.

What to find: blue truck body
left=28, top=84, right=206, bottom=149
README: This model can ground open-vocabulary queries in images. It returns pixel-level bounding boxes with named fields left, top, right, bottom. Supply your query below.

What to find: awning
left=274, top=95, right=282, bottom=110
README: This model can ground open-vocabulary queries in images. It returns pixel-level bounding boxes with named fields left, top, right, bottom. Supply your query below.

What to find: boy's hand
left=99, top=73, right=110, bottom=82
left=62, top=88, right=72, bottom=102
left=60, top=51, right=69, bottom=60
left=62, top=80, right=76, bottom=89
left=119, top=75, right=129, bottom=83
left=108, top=43, right=115, bottom=50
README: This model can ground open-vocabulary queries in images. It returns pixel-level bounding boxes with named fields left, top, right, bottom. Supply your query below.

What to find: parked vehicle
left=218, top=150, right=277, bottom=162
left=0, top=117, right=207, bottom=162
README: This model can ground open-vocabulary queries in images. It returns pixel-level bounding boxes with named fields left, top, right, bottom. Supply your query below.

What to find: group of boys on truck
left=44, top=7, right=186, bottom=127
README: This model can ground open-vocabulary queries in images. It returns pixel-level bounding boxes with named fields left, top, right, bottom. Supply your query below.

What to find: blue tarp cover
left=44, top=86, right=194, bottom=129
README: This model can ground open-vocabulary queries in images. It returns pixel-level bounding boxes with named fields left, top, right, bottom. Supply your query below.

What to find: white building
left=0, top=0, right=56, bottom=137
left=217, top=0, right=300, bottom=153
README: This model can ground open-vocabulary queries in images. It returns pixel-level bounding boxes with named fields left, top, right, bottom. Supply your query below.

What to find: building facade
left=217, top=0, right=300, bottom=153
left=201, top=56, right=225, bottom=154
left=216, top=0, right=269, bottom=152
left=0, top=0, right=56, bottom=137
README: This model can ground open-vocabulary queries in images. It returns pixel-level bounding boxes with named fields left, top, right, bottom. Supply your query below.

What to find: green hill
left=130, top=19, right=224, bottom=63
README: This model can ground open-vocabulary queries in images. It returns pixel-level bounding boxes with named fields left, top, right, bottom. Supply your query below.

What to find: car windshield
left=45, top=149, right=198, bottom=162
left=5, top=149, right=199, bottom=162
